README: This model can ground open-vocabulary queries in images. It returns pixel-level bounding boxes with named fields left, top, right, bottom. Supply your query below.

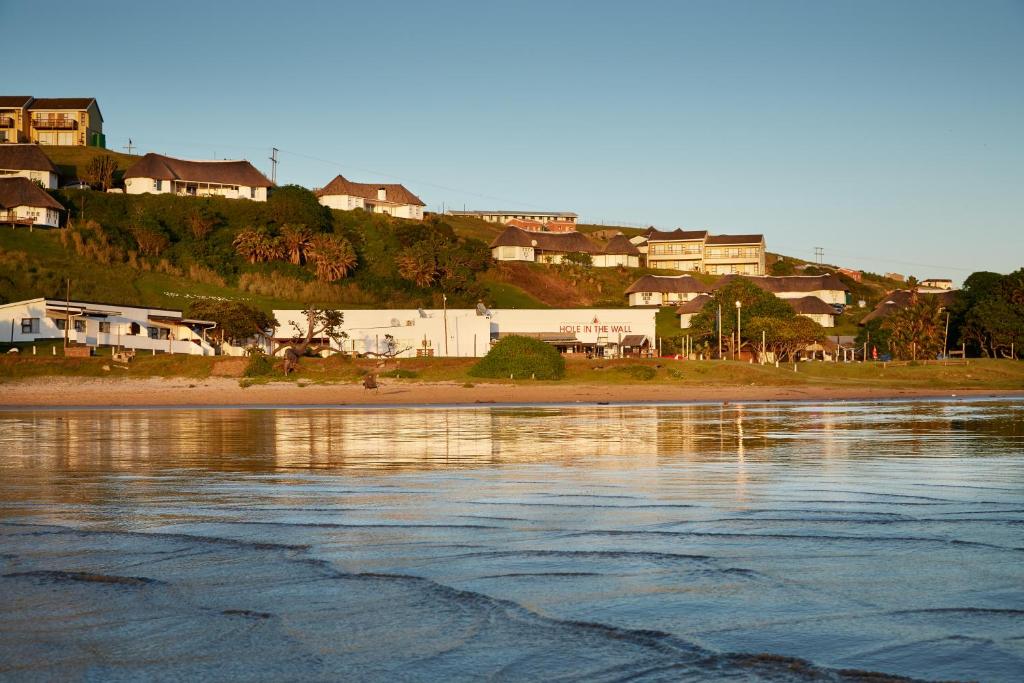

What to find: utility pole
left=717, top=304, right=722, bottom=360
left=269, top=147, right=279, bottom=184
left=123, top=138, right=136, bottom=155
left=63, top=278, right=70, bottom=350
left=442, top=294, right=449, bottom=356
left=814, top=246, right=824, bottom=265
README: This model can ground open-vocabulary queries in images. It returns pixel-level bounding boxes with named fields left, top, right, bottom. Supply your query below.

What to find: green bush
left=613, top=364, right=657, bottom=381
left=379, top=368, right=418, bottom=378
left=243, top=350, right=274, bottom=377
left=469, top=336, right=566, bottom=380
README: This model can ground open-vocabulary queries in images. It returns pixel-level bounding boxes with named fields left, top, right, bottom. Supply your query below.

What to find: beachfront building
left=0, top=177, right=63, bottom=228
left=702, top=234, right=766, bottom=275
left=26, top=98, right=104, bottom=147
left=0, top=145, right=59, bottom=189
left=273, top=308, right=656, bottom=359
left=448, top=210, right=578, bottom=232
left=123, top=153, right=273, bottom=201
left=316, top=174, right=426, bottom=219
left=489, top=225, right=600, bottom=264
left=0, top=97, right=33, bottom=144
left=593, top=234, right=641, bottom=268
left=0, top=298, right=216, bottom=355
left=644, top=229, right=708, bottom=272
left=624, top=275, right=711, bottom=307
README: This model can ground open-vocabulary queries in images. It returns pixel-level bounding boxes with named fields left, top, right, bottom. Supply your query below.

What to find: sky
left=4, top=0, right=1022, bottom=280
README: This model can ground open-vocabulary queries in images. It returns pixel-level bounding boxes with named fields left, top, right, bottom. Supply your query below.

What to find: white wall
left=492, top=245, right=535, bottom=262
left=6, top=205, right=59, bottom=227
left=0, top=169, right=58, bottom=189
left=776, top=289, right=846, bottom=305
left=125, top=178, right=268, bottom=202
left=319, top=194, right=423, bottom=219
left=593, top=254, right=639, bottom=268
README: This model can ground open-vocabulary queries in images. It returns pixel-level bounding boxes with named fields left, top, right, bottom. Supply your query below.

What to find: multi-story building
left=701, top=234, right=766, bottom=275
left=27, top=98, right=104, bottom=147
left=644, top=229, right=708, bottom=271
left=0, top=177, right=63, bottom=228
left=448, top=210, right=578, bottom=231
left=637, top=229, right=766, bottom=275
left=0, top=145, right=59, bottom=189
left=123, top=153, right=273, bottom=201
left=0, top=96, right=33, bottom=144
left=316, top=174, right=425, bottom=219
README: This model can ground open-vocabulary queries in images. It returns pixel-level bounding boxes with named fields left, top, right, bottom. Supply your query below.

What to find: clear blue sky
left=5, top=1, right=1022, bottom=279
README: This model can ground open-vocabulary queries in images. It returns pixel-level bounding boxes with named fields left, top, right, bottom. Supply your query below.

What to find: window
left=21, top=318, right=39, bottom=334
left=250, top=187, right=256, bottom=199
left=74, top=320, right=85, bottom=332
left=56, top=319, right=67, bottom=330
left=148, top=326, right=159, bottom=339
left=99, top=322, right=111, bottom=334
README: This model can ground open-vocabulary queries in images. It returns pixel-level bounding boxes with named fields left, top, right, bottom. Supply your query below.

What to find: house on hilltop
left=644, top=229, right=708, bottom=272
left=21, top=98, right=104, bottom=147
left=123, top=153, right=273, bottom=201
left=702, top=234, right=766, bottom=275
left=593, top=234, right=641, bottom=268
left=634, top=229, right=767, bottom=275
left=0, top=97, right=33, bottom=144
left=489, top=226, right=600, bottom=264
left=315, top=175, right=425, bottom=219
left=625, top=275, right=710, bottom=307
left=0, top=144, right=59, bottom=189
left=0, top=177, right=63, bottom=228
left=448, top=210, right=578, bottom=232
left=712, top=274, right=849, bottom=306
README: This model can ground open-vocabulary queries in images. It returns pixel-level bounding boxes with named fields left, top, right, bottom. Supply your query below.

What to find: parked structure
left=0, top=144, right=59, bottom=189
left=0, top=97, right=107, bottom=147
left=593, top=234, right=641, bottom=268
left=0, top=298, right=216, bottom=355
left=124, top=153, right=273, bottom=201
left=625, top=275, right=710, bottom=307
left=489, top=226, right=599, bottom=264
left=0, top=177, right=62, bottom=228
left=448, top=210, right=578, bottom=231
left=316, top=174, right=425, bottom=219
left=636, top=229, right=766, bottom=275
left=273, top=308, right=656, bottom=359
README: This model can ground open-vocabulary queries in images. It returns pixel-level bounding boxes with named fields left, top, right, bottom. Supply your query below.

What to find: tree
left=281, top=308, right=348, bottom=356
left=233, top=228, right=283, bottom=264
left=267, top=185, right=332, bottom=232
left=279, top=224, right=314, bottom=265
left=744, top=315, right=826, bottom=362
left=307, top=234, right=358, bottom=281
left=882, top=285, right=944, bottom=360
left=130, top=224, right=169, bottom=257
left=187, top=300, right=277, bottom=347
left=186, top=205, right=219, bottom=240
left=396, top=240, right=439, bottom=287
left=953, top=269, right=1023, bottom=358
left=689, top=277, right=797, bottom=357
left=84, top=155, right=118, bottom=191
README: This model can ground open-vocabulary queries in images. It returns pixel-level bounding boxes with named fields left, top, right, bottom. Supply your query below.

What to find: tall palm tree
left=307, top=234, right=358, bottom=281
left=279, top=224, right=314, bottom=265
left=233, top=229, right=283, bottom=264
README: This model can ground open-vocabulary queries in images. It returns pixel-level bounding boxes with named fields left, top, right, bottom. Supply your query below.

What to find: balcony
left=32, top=116, right=78, bottom=130
left=0, top=117, right=14, bottom=128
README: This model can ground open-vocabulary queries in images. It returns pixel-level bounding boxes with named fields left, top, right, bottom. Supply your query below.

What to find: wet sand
left=1, top=376, right=1021, bottom=407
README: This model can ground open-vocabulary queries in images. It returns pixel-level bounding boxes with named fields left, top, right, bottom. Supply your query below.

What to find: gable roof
left=625, top=275, right=710, bottom=295
left=713, top=274, right=849, bottom=294
left=0, top=177, right=63, bottom=211
left=602, top=234, right=640, bottom=255
left=788, top=296, right=836, bottom=315
left=28, top=97, right=96, bottom=110
left=643, top=228, right=708, bottom=242
left=0, top=145, right=58, bottom=173
left=859, top=289, right=959, bottom=324
left=675, top=294, right=713, bottom=314
left=124, top=153, right=273, bottom=187
left=316, top=174, right=425, bottom=206
left=0, top=96, right=33, bottom=108
left=705, top=234, right=764, bottom=245
left=490, top=226, right=600, bottom=253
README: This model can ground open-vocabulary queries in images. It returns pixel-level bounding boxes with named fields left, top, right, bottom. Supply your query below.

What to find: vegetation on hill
left=41, top=146, right=139, bottom=186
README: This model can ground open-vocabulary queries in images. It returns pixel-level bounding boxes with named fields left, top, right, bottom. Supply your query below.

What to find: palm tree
left=233, top=229, right=283, bottom=264
left=279, top=224, right=314, bottom=265
left=307, top=234, right=357, bottom=281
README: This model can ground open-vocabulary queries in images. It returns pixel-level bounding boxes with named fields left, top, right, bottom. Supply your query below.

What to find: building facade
left=592, top=235, right=641, bottom=268
left=489, top=226, right=600, bottom=264
left=124, top=153, right=273, bottom=201
left=19, top=98, right=105, bottom=147
left=625, top=275, right=711, bottom=307
left=0, top=298, right=216, bottom=355
left=644, top=229, right=708, bottom=271
left=0, top=145, right=59, bottom=189
left=316, top=174, right=425, bottom=219
left=0, top=177, right=63, bottom=227
left=713, top=274, right=849, bottom=306
left=701, top=234, right=766, bottom=275
left=0, top=97, right=33, bottom=144
left=638, top=229, right=766, bottom=275
left=448, top=210, right=578, bottom=230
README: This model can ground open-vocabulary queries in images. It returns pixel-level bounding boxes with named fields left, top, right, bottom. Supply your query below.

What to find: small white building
left=0, top=176, right=62, bottom=228
left=273, top=307, right=657, bottom=359
left=676, top=295, right=713, bottom=329
left=0, top=298, right=216, bottom=355
left=788, top=296, right=837, bottom=327
left=714, top=274, right=849, bottom=306
left=593, top=234, right=641, bottom=268
left=448, top=210, right=578, bottom=231
left=0, top=144, right=59, bottom=189
left=123, top=153, right=273, bottom=201
left=489, top=226, right=600, bottom=264
left=625, top=275, right=710, bottom=307
left=316, top=174, right=425, bottom=219
left=920, top=278, right=954, bottom=292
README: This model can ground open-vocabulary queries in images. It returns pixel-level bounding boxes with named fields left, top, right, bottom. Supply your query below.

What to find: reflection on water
left=1, top=399, right=1023, bottom=681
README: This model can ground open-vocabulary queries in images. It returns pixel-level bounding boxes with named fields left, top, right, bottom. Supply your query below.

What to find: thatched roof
left=490, top=226, right=600, bottom=254
left=625, top=275, right=710, bottom=295
left=713, top=274, right=848, bottom=294
left=602, top=234, right=640, bottom=255
left=788, top=296, right=836, bottom=315
left=675, top=294, right=713, bottom=314
left=316, top=174, right=425, bottom=206
left=124, top=153, right=273, bottom=187
left=0, top=177, right=62, bottom=210
left=860, top=290, right=959, bottom=324
left=0, top=145, right=57, bottom=173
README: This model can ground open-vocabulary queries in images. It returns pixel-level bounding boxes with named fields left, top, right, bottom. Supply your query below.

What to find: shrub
left=469, top=336, right=565, bottom=380
left=380, top=368, right=418, bottom=378
left=243, top=349, right=274, bottom=377
left=613, top=364, right=657, bottom=381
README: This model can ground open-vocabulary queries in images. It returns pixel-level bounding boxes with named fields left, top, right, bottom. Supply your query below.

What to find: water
left=1, top=399, right=1022, bottom=682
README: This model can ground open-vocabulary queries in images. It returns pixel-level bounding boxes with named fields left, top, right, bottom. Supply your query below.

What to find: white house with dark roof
left=316, top=174, right=425, bottom=219
left=0, top=298, right=216, bottom=355
left=0, top=144, right=59, bottom=189
left=123, top=153, right=273, bottom=201
left=712, top=274, right=849, bottom=306
left=593, top=234, right=641, bottom=268
left=0, top=177, right=63, bottom=227
left=448, top=210, right=578, bottom=232
left=625, top=275, right=710, bottom=307
left=489, top=225, right=600, bottom=264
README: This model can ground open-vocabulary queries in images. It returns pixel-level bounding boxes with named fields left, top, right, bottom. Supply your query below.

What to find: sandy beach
left=1, top=377, right=1021, bottom=408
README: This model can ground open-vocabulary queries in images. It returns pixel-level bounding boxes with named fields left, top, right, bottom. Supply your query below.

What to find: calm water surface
left=1, top=399, right=1022, bottom=682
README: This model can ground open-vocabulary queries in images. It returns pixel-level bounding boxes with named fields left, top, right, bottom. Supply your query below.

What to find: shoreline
left=1, top=377, right=1022, bottom=409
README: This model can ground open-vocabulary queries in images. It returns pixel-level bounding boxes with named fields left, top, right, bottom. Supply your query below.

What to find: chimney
left=377, top=187, right=386, bottom=201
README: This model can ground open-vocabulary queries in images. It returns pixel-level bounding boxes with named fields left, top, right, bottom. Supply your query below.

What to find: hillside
left=41, top=146, right=140, bottom=185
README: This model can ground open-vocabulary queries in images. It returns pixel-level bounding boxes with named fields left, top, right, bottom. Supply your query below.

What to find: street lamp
left=442, top=294, right=449, bottom=356
left=735, top=300, right=742, bottom=361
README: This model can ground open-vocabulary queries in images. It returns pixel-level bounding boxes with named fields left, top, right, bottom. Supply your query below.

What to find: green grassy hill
left=41, top=146, right=139, bottom=185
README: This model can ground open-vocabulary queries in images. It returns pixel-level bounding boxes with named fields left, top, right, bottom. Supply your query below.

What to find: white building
left=713, top=274, right=849, bottom=306
left=489, top=226, right=600, bottom=264
left=273, top=307, right=656, bottom=359
left=676, top=295, right=713, bottom=329
left=592, top=234, right=641, bottom=268
left=316, top=174, right=425, bottom=219
left=920, top=278, right=954, bottom=292
left=787, top=296, right=837, bottom=327
left=625, top=275, right=710, bottom=307
left=0, top=298, right=216, bottom=355
left=448, top=210, right=578, bottom=231
left=0, top=144, right=59, bottom=189
left=123, top=153, right=273, bottom=201
left=0, top=176, right=62, bottom=228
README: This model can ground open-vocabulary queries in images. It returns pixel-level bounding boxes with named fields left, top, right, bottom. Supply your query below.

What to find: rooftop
left=316, top=174, right=424, bottom=206
left=124, top=153, right=273, bottom=188
left=0, top=145, right=58, bottom=173
left=0, top=177, right=63, bottom=211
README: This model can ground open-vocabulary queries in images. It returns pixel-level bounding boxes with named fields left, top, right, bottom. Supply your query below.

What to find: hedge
left=469, top=335, right=565, bottom=380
